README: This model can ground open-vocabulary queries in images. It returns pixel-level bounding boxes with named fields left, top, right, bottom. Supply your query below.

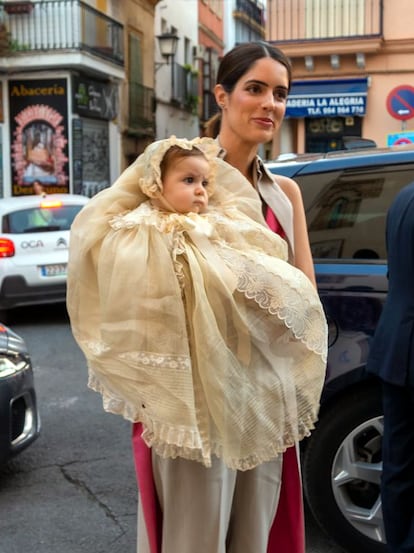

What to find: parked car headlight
left=0, top=355, right=29, bottom=378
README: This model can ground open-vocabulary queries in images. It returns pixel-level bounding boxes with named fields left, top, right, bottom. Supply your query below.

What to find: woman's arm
left=277, top=175, right=316, bottom=288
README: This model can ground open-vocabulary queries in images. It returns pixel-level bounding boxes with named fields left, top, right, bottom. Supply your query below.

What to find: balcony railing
left=172, top=63, right=199, bottom=114
left=0, top=0, right=124, bottom=65
left=129, top=82, right=155, bottom=136
left=267, top=0, right=382, bottom=42
left=235, top=0, right=265, bottom=28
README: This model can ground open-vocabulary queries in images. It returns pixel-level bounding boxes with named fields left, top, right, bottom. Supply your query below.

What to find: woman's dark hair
left=204, top=41, right=292, bottom=138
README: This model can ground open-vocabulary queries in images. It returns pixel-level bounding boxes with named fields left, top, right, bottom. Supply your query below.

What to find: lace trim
left=146, top=410, right=318, bottom=471
left=88, top=372, right=140, bottom=422
left=78, top=337, right=192, bottom=372
left=119, top=350, right=191, bottom=371
left=88, top=370, right=319, bottom=471
left=109, top=201, right=212, bottom=234
left=219, top=246, right=327, bottom=358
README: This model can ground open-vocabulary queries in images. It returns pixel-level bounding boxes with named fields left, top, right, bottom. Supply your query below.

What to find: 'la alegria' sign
left=9, top=78, right=69, bottom=196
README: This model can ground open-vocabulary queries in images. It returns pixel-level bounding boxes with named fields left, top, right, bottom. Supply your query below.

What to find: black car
left=266, top=143, right=414, bottom=553
left=0, top=323, right=40, bottom=465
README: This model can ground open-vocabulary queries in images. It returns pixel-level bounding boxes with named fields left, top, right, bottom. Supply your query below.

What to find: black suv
left=266, top=144, right=414, bottom=553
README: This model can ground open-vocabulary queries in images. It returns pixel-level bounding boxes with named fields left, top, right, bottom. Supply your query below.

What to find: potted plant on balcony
left=183, top=63, right=199, bottom=79
left=186, top=94, right=199, bottom=115
left=183, top=64, right=199, bottom=114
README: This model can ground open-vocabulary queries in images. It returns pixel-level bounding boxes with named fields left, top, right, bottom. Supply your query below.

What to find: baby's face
left=161, top=156, right=210, bottom=213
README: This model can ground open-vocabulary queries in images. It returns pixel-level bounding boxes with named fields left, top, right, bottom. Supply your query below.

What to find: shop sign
left=286, top=78, right=368, bottom=118
left=73, top=77, right=118, bottom=121
left=9, top=78, right=69, bottom=196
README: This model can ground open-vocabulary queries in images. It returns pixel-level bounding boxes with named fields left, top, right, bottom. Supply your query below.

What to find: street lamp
left=155, top=32, right=179, bottom=102
left=156, top=32, right=179, bottom=68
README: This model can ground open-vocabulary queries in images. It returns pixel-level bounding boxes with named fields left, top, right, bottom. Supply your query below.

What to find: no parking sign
left=387, top=131, right=414, bottom=146
left=386, top=85, right=414, bottom=121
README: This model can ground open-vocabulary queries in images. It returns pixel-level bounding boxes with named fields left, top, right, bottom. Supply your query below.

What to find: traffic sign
left=387, top=131, right=414, bottom=146
left=386, top=85, right=414, bottom=121
left=394, top=137, right=412, bottom=145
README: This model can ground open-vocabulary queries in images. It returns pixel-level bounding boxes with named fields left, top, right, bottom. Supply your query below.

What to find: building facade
left=0, top=0, right=159, bottom=198
left=154, top=0, right=199, bottom=140
left=117, top=0, right=160, bottom=168
left=196, top=0, right=224, bottom=135
left=266, top=0, right=414, bottom=156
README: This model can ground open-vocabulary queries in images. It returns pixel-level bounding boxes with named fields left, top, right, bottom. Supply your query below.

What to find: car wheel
left=302, top=384, right=387, bottom=553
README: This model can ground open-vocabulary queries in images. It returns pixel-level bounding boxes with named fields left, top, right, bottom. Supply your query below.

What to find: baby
left=67, top=136, right=328, bottom=471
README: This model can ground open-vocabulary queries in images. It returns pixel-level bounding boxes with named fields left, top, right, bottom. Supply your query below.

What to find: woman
left=133, top=42, right=322, bottom=553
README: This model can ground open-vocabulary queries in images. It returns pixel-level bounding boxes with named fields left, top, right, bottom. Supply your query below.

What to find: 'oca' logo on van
left=20, top=240, right=44, bottom=249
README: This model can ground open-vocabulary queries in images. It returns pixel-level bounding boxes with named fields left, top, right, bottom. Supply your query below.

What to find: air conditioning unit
left=192, top=45, right=206, bottom=60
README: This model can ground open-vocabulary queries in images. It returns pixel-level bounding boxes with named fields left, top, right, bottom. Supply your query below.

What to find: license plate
left=40, top=263, right=67, bottom=277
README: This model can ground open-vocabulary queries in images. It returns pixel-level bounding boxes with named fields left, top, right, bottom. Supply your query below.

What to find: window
left=126, top=31, right=154, bottom=135
left=184, top=37, right=191, bottom=65
left=4, top=205, right=83, bottom=233
left=305, top=0, right=365, bottom=39
left=297, top=164, right=414, bottom=259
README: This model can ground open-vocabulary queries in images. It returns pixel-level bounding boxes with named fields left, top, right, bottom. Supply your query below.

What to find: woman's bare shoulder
left=271, top=173, right=302, bottom=202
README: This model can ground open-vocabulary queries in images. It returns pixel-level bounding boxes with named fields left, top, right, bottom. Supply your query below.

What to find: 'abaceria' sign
left=286, top=78, right=368, bottom=118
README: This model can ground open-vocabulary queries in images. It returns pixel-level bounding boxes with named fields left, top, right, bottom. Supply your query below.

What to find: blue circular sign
left=386, top=85, right=414, bottom=121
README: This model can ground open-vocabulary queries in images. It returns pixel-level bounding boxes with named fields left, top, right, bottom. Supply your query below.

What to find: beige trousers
left=137, top=452, right=283, bottom=553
